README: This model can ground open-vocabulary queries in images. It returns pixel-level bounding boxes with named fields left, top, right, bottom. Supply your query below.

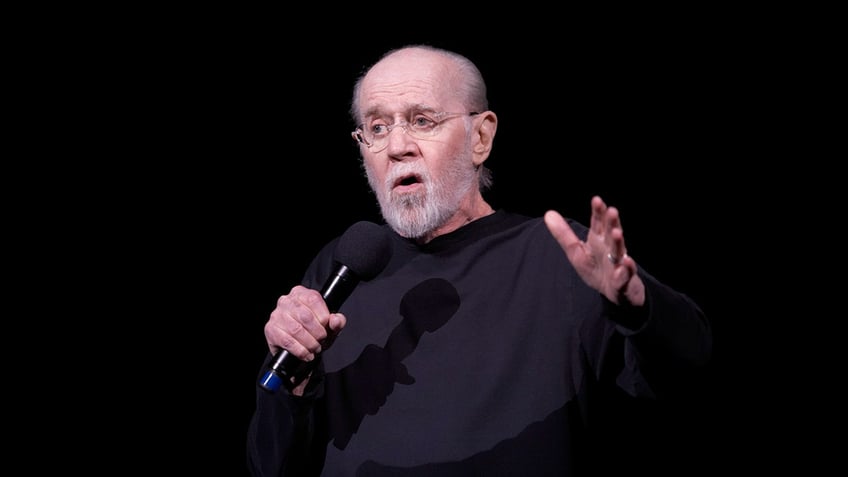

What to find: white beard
left=364, top=144, right=477, bottom=239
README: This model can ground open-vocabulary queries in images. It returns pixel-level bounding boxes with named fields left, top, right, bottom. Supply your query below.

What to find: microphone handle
left=259, top=265, right=358, bottom=393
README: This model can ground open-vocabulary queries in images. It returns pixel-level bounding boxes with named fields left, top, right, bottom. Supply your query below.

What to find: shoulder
left=497, top=210, right=589, bottom=242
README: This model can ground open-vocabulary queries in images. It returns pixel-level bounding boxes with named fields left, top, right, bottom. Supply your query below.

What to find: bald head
left=350, top=45, right=488, bottom=123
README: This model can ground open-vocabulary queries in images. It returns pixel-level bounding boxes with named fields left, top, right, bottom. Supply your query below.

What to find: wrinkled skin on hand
left=544, top=195, right=645, bottom=307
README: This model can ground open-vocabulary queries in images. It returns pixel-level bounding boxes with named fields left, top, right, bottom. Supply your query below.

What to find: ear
left=471, top=111, right=498, bottom=167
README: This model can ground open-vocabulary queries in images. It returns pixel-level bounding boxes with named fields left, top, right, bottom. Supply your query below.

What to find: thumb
left=322, top=312, right=347, bottom=350
left=544, top=210, right=579, bottom=250
left=328, top=312, right=347, bottom=333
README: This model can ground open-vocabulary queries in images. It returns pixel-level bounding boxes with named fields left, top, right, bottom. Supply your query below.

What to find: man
left=247, top=44, right=712, bottom=476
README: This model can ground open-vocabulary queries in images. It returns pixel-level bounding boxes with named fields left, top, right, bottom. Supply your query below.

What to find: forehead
left=359, top=52, right=460, bottom=117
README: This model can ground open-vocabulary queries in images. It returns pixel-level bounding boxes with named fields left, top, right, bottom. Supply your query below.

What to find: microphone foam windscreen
left=333, top=221, right=391, bottom=280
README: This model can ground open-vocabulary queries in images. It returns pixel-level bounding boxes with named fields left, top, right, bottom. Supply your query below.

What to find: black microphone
left=259, top=220, right=392, bottom=393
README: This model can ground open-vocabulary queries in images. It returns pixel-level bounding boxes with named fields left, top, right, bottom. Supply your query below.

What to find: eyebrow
left=362, top=103, right=437, bottom=120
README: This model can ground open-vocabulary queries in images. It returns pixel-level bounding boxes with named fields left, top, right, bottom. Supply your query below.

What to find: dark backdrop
left=82, top=30, right=762, bottom=476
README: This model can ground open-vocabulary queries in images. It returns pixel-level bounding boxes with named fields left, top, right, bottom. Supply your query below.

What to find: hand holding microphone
left=259, top=221, right=391, bottom=393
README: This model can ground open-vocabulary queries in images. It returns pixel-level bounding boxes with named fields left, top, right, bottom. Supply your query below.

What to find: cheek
left=362, top=156, right=385, bottom=181
left=443, top=127, right=472, bottom=154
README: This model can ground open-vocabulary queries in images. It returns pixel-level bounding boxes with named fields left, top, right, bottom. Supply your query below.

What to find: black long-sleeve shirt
left=247, top=210, right=712, bottom=476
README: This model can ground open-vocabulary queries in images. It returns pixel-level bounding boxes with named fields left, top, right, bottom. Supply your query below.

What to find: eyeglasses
left=352, top=111, right=478, bottom=152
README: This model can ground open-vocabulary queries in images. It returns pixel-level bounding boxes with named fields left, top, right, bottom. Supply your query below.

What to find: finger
left=265, top=311, right=315, bottom=361
left=605, top=205, right=621, bottom=231
left=605, top=207, right=628, bottom=262
left=267, top=309, right=323, bottom=361
left=590, top=196, right=607, bottom=235
left=611, top=262, right=635, bottom=296
left=270, top=289, right=329, bottom=359
left=290, top=287, right=333, bottom=339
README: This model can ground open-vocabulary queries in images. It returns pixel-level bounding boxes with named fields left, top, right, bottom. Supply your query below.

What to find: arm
left=545, top=196, right=711, bottom=397
left=247, top=246, right=344, bottom=476
left=246, top=352, right=326, bottom=476
left=247, top=284, right=341, bottom=476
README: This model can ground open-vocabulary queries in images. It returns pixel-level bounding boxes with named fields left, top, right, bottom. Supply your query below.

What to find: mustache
left=384, top=163, right=429, bottom=189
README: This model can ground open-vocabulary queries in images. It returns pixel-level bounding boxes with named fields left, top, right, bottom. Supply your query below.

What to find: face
left=356, top=51, right=480, bottom=239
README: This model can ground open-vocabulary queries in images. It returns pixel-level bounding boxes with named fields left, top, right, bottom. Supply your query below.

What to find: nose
left=384, top=122, right=416, bottom=154
left=387, top=122, right=410, bottom=137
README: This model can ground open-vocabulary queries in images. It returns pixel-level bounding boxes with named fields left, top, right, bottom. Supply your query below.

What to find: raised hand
left=543, top=196, right=645, bottom=306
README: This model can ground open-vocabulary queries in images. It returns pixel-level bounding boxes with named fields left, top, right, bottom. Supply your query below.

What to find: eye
left=411, top=115, right=437, bottom=131
left=371, top=124, right=389, bottom=136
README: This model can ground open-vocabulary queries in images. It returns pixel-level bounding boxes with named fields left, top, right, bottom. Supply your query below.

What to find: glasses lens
left=368, top=133, right=389, bottom=152
left=355, top=112, right=467, bottom=151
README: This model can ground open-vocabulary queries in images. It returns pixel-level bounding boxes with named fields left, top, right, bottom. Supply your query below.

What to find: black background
left=42, top=22, right=787, bottom=475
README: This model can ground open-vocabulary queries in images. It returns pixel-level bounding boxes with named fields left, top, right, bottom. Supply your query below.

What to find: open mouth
left=393, top=173, right=423, bottom=190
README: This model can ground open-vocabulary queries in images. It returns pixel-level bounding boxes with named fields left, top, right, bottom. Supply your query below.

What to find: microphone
left=259, top=220, right=392, bottom=393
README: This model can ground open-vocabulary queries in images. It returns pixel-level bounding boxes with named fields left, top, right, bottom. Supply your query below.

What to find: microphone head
left=334, top=221, right=391, bottom=280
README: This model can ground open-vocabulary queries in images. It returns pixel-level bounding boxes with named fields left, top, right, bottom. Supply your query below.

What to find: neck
left=415, top=198, right=494, bottom=244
